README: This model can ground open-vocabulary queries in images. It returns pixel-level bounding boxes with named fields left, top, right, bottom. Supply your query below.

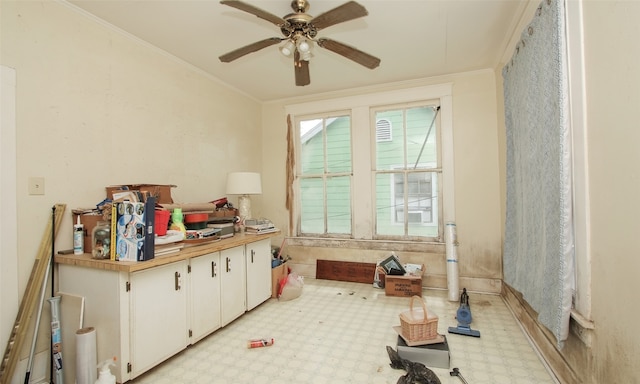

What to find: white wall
left=1, top=1, right=263, bottom=381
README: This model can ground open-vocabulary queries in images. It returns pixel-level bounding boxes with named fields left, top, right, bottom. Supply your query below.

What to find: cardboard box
left=211, top=208, right=238, bottom=218
left=72, top=212, right=106, bottom=254
left=396, top=335, right=450, bottom=369
left=383, top=264, right=424, bottom=297
left=271, top=262, right=288, bottom=298
left=106, top=184, right=175, bottom=204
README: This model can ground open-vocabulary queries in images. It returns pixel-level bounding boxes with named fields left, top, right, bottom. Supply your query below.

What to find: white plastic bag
left=279, top=272, right=304, bottom=301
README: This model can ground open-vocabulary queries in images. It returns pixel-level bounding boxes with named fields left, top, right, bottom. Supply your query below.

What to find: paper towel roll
left=76, top=327, right=97, bottom=384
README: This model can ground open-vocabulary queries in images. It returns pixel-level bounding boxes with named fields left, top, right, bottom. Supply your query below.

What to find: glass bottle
left=92, top=220, right=111, bottom=259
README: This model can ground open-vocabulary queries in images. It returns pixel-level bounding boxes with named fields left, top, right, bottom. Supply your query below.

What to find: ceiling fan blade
left=219, top=37, right=283, bottom=62
left=310, top=1, right=368, bottom=30
left=294, top=51, right=310, bottom=86
left=220, top=0, right=285, bottom=27
left=316, top=38, right=380, bottom=69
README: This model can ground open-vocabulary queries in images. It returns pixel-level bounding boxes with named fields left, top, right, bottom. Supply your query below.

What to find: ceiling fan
left=218, top=0, right=381, bottom=86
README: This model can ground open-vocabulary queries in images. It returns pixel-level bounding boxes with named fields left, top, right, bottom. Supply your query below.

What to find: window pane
left=326, top=116, right=351, bottom=173
left=300, top=178, right=324, bottom=234
left=299, top=118, right=324, bottom=175
left=376, top=173, right=403, bottom=236
left=376, top=171, right=439, bottom=237
left=407, top=172, right=439, bottom=237
left=327, top=176, right=351, bottom=234
left=406, top=106, right=438, bottom=168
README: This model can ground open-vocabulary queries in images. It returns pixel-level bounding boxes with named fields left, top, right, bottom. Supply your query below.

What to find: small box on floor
left=396, top=335, right=450, bottom=369
left=382, top=264, right=425, bottom=297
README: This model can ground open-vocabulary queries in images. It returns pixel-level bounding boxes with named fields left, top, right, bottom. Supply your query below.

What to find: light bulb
left=280, top=40, right=295, bottom=57
left=297, top=38, right=311, bottom=53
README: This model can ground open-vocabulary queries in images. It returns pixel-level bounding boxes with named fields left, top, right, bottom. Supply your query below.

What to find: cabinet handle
left=174, top=271, right=181, bottom=291
left=251, top=249, right=255, bottom=263
left=211, top=261, right=217, bottom=278
left=226, top=257, right=230, bottom=273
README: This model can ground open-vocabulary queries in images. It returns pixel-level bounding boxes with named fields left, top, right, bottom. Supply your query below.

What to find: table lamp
left=226, top=172, right=262, bottom=222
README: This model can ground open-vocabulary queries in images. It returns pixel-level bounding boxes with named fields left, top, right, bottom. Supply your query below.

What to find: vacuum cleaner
left=448, top=288, right=481, bottom=337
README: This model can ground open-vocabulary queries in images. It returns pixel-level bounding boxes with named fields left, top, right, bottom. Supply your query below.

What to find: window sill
left=570, top=309, right=595, bottom=347
left=285, top=236, right=445, bottom=253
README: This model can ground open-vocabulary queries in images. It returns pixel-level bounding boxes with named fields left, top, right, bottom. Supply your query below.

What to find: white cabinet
left=220, top=246, right=246, bottom=326
left=56, top=233, right=278, bottom=383
left=189, top=252, right=221, bottom=342
left=245, top=238, right=272, bottom=310
left=130, top=261, right=189, bottom=377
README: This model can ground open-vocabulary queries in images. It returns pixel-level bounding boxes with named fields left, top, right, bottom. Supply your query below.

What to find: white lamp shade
left=226, top=172, right=262, bottom=195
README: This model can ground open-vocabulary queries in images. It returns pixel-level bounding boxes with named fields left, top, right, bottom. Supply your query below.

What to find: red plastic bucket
left=155, top=210, right=170, bottom=236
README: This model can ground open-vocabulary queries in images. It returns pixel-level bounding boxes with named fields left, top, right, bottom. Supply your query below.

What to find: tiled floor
left=131, top=278, right=558, bottom=384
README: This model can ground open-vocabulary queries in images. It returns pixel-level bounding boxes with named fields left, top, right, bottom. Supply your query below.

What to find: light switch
left=28, top=177, right=45, bottom=195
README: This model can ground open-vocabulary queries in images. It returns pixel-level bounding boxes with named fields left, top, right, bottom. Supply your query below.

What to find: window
left=297, top=114, right=352, bottom=236
left=287, top=84, right=453, bottom=242
left=374, top=104, right=440, bottom=239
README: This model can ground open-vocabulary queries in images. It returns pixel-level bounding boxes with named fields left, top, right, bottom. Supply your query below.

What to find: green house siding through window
left=298, top=104, right=439, bottom=239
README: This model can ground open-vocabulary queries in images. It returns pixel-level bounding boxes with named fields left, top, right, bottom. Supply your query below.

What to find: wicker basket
left=399, top=295, right=439, bottom=341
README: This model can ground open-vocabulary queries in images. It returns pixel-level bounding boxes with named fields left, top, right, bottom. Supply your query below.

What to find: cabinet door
left=246, top=239, right=272, bottom=310
left=59, top=265, right=131, bottom=384
left=220, top=246, right=246, bottom=326
left=189, top=252, right=221, bottom=342
left=130, top=260, right=188, bottom=377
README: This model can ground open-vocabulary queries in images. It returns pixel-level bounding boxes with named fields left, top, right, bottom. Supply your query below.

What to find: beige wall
left=1, top=1, right=263, bottom=381
left=261, top=71, right=503, bottom=293
left=582, top=0, right=639, bottom=382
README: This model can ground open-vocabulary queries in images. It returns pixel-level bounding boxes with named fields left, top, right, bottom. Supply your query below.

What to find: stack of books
left=245, top=219, right=278, bottom=234
left=154, top=230, right=185, bottom=257
left=154, top=242, right=185, bottom=257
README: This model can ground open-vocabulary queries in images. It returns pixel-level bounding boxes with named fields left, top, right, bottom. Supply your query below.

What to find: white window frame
left=565, top=0, right=592, bottom=321
left=285, top=84, right=454, bottom=241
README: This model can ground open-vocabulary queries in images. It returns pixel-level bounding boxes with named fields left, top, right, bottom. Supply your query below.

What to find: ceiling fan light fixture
left=299, top=50, right=312, bottom=61
left=280, top=40, right=295, bottom=57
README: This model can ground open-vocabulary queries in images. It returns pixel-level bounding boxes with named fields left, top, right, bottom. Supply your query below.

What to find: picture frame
left=380, top=254, right=406, bottom=275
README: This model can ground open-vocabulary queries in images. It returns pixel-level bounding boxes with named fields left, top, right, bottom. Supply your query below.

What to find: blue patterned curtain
left=502, top=0, right=574, bottom=345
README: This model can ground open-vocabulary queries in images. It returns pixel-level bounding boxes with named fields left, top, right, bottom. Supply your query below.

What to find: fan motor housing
left=281, top=16, right=317, bottom=39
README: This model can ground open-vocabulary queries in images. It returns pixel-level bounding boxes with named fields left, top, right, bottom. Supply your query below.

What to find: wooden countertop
left=55, top=231, right=280, bottom=273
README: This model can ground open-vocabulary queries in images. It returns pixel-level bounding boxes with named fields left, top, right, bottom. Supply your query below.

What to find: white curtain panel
left=502, top=0, right=574, bottom=345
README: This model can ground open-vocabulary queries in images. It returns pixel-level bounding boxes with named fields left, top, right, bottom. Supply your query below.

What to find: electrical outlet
left=28, top=177, right=45, bottom=195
